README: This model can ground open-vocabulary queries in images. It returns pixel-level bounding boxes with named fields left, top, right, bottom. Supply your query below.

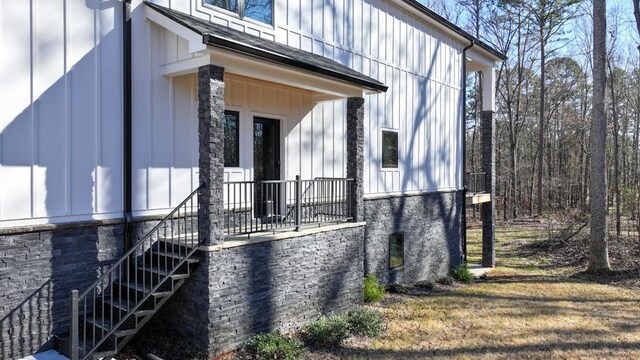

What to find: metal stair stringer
left=56, top=185, right=205, bottom=360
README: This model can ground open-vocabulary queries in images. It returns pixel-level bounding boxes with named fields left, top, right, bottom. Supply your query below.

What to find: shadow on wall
left=0, top=1, right=124, bottom=358
left=366, top=34, right=464, bottom=283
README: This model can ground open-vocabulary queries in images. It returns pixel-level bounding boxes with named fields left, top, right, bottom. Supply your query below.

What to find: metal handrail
left=223, top=176, right=354, bottom=236
left=465, top=172, right=488, bottom=194
left=69, top=183, right=204, bottom=360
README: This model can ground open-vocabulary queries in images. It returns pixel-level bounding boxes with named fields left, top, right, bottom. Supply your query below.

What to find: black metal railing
left=465, top=172, right=488, bottom=194
left=223, top=176, right=354, bottom=236
left=69, top=184, right=203, bottom=360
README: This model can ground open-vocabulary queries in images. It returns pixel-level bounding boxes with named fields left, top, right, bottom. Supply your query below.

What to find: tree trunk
left=607, top=61, right=621, bottom=239
left=589, top=0, right=610, bottom=272
left=537, top=26, right=545, bottom=216
left=510, top=142, right=518, bottom=218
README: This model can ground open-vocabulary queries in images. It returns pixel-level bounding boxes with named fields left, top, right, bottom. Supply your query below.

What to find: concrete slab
left=19, top=350, right=69, bottom=360
left=468, top=263, right=493, bottom=278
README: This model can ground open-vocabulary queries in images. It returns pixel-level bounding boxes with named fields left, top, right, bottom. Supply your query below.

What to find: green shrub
left=364, top=274, right=385, bottom=303
left=450, top=264, right=474, bottom=283
left=303, top=315, right=351, bottom=348
left=244, top=332, right=306, bottom=360
left=346, top=306, right=384, bottom=337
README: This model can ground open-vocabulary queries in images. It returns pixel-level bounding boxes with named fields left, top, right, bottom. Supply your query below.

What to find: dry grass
left=310, top=220, right=640, bottom=359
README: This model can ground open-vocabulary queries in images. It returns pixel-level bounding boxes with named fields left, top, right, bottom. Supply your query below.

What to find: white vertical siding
left=129, top=18, right=346, bottom=215
left=0, top=0, right=123, bottom=226
left=173, top=0, right=461, bottom=195
left=132, top=21, right=199, bottom=215
left=131, top=0, right=464, bottom=214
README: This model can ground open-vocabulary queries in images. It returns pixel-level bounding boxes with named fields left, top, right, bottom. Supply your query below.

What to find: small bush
left=245, top=332, right=306, bottom=360
left=303, top=315, right=351, bottom=348
left=346, top=306, right=384, bottom=337
left=450, top=264, right=474, bottom=283
left=364, top=274, right=385, bottom=303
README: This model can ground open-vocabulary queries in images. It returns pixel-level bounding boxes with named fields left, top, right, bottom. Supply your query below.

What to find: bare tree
left=526, top=0, right=581, bottom=216
left=588, top=0, right=610, bottom=272
left=633, top=1, right=640, bottom=55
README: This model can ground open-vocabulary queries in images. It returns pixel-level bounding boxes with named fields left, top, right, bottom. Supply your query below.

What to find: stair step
left=137, top=264, right=190, bottom=279
left=83, top=316, right=137, bottom=338
left=146, top=251, right=200, bottom=264
left=155, top=234, right=200, bottom=253
left=78, top=338, right=118, bottom=359
left=144, top=251, right=200, bottom=266
left=157, top=232, right=199, bottom=241
left=98, top=297, right=154, bottom=317
left=115, top=279, right=173, bottom=296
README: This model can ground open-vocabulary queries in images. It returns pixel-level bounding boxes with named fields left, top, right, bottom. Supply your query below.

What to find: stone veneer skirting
left=1, top=191, right=462, bottom=358
left=364, top=190, right=463, bottom=285
left=0, top=217, right=169, bottom=359
left=162, top=224, right=365, bottom=355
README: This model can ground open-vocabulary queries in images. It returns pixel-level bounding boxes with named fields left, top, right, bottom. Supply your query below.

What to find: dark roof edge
left=144, top=1, right=387, bottom=93
left=203, top=35, right=389, bottom=93
left=399, top=0, right=507, bottom=61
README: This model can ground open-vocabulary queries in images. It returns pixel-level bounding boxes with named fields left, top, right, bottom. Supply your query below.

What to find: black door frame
left=253, top=116, right=282, bottom=217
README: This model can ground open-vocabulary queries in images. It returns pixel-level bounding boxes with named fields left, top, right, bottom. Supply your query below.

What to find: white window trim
left=202, top=0, right=275, bottom=29
left=379, top=127, right=399, bottom=171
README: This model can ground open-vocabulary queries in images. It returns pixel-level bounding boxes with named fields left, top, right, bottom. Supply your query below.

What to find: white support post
left=482, top=67, right=496, bottom=112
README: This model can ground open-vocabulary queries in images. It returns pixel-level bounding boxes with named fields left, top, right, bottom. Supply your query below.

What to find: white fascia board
left=210, top=47, right=365, bottom=98
left=466, top=47, right=498, bottom=71
left=161, top=55, right=213, bottom=76
left=145, top=5, right=207, bottom=53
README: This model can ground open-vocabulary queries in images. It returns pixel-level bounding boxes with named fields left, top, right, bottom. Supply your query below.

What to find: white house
left=0, top=0, right=503, bottom=358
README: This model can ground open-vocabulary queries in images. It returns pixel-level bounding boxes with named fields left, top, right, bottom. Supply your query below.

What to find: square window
left=205, top=0, right=239, bottom=14
left=389, top=233, right=404, bottom=269
left=381, top=130, right=398, bottom=168
left=224, top=110, right=240, bottom=167
left=244, top=0, right=273, bottom=24
left=204, top=0, right=273, bottom=25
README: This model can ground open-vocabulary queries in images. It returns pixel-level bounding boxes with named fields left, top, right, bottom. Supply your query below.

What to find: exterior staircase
left=55, top=186, right=203, bottom=360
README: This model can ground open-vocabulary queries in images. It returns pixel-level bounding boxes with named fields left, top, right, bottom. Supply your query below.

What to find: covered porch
left=144, top=3, right=386, bottom=242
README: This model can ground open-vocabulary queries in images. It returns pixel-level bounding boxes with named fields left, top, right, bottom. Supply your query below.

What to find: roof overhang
left=393, top=0, right=507, bottom=65
left=144, top=2, right=387, bottom=99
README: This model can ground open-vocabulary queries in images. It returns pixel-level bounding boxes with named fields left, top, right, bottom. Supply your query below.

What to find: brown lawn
left=309, top=219, right=640, bottom=359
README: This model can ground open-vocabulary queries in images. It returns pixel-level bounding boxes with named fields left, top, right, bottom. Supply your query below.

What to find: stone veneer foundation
left=363, top=190, right=463, bottom=285
left=0, top=217, right=172, bottom=359
left=162, top=223, right=365, bottom=355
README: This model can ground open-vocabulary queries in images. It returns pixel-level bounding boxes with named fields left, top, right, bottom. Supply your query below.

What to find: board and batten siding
left=141, top=0, right=464, bottom=199
left=130, top=19, right=348, bottom=215
left=0, top=0, right=124, bottom=227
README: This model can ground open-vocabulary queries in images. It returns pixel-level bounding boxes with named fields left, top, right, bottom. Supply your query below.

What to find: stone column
left=346, top=97, right=365, bottom=222
left=198, top=64, right=225, bottom=246
left=481, top=109, right=495, bottom=267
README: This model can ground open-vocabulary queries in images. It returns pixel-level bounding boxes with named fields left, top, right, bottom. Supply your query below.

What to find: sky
left=420, top=0, right=640, bottom=69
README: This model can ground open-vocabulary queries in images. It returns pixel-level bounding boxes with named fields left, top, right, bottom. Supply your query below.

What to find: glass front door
left=253, top=117, right=280, bottom=217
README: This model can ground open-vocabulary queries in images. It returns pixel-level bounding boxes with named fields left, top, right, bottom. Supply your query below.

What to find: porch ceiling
left=145, top=2, right=388, bottom=98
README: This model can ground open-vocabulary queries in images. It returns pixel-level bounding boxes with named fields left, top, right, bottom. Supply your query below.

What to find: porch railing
left=223, top=176, right=354, bottom=236
left=69, top=184, right=203, bottom=359
left=465, top=172, right=488, bottom=194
